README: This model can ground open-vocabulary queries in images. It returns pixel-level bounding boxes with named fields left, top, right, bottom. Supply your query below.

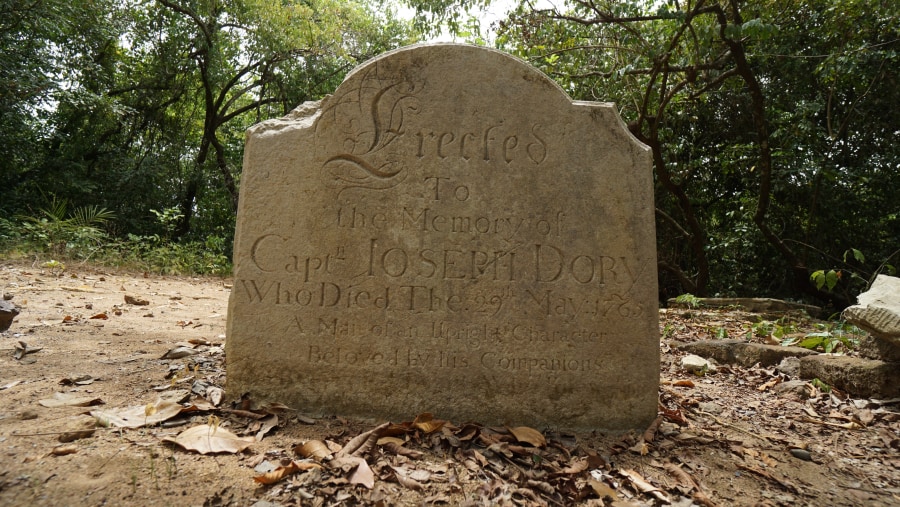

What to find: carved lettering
left=363, top=239, right=516, bottom=282
left=229, top=44, right=658, bottom=429
left=480, top=352, right=602, bottom=372
left=413, top=123, right=547, bottom=165
left=533, top=244, right=640, bottom=285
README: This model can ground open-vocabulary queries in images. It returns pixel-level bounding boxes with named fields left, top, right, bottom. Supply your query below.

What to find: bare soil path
left=0, top=262, right=897, bottom=506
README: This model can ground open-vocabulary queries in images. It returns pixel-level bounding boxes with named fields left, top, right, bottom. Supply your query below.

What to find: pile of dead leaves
left=240, top=411, right=682, bottom=506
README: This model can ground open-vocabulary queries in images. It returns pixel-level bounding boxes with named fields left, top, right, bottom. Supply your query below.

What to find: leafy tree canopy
left=406, top=0, right=899, bottom=308
left=1, top=0, right=419, bottom=246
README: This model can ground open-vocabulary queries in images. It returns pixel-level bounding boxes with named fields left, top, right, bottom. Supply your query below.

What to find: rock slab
left=226, top=44, right=658, bottom=430
left=799, top=355, right=899, bottom=398
left=667, top=297, right=821, bottom=317
left=0, top=300, right=18, bottom=332
left=678, top=340, right=817, bottom=367
left=843, top=274, right=900, bottom=360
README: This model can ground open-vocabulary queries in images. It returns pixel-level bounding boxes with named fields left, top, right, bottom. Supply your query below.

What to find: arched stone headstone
left=226, top=43, right=658, bottom=430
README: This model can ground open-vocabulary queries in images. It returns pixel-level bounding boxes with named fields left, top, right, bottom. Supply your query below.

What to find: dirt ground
left=0, top=261, right=897, bottom=507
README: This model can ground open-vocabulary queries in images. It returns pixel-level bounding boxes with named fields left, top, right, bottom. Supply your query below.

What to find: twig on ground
left=695, top=410, right=771, bottom=443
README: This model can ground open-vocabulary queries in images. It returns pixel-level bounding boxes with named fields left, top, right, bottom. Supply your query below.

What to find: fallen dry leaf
left=629, top=439, right=650, bottom=456
left=162, top=424, right=255, bottom=454
left=338, top=422, right=390, bottom=458
left=183, top=398, right=217, bottom=412
left=124, top=295, right=149, bottom=305
left=59, top=375, right=95, bottom=386
left=758, top=377, right=782, bottom=391
left=160, top=346, right=197, bottom=359
left=258, top=402, right=292, bottom=415
left=413, top=413, right=445, bottom=434
left=253, top=414, right=278, bottom=441
left=508, top=426, right=546, bottom=447
left=620, top=469, right=670, bottom=503
left=589, top=479, right=620, bottom=500
left=206, top=386, right=224, bottom=406
left=335, top=456, right=375, bottom=489
left=376, top=436, right=406, bottom=446
left=295, top=440, right=333, bottom=461
left=392, top=466, right=425, bottom=491
left=643, top=416, right=663, bottom=443
left=253, top=460, right=323, bottom=484
left=91, top=400, right=182, bottom=428
left=51, top=444, right=78, bottom=456
left=381, top=441, right=424, bottom=459
left=39, top=392, right=104, bottom=408
left=13, top=341, right=42, bottom=361
left=664, top=463, right=717, bottom=506
left=1, top=380, right=22, bottom=390
left=58, top=429, right=95, bottom=443
left=89, top=313, right=108, bottom=320
left=559, top=458, right=589, bottom=475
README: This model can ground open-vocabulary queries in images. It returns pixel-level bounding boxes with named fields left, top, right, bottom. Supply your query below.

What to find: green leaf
left=811, top=270, right=826, bottom=290
left=811, top=378, right=831, bottom=393
left=843, top=248, right=864, bottom=264
left=781, top=337, right=800, bottom=347
left=825, top=270, right=839, bottom=291
left=724, top=24, right=742, bottom=39
left=799, top=335, right=826, bottom=350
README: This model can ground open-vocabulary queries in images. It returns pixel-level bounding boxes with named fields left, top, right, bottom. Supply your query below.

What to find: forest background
left=1, top=0, right=897, bottom=313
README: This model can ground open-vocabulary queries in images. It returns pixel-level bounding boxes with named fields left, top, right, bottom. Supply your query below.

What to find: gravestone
left=226, top=43, right=658, bottom=430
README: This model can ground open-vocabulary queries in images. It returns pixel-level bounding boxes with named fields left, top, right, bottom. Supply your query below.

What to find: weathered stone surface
left=0, top=300, right=19, bottom=332
left=857, top=335, right=900, bottom=362
left=226, top=44, right=658, bottom=430
left=799, top=355, right=900, bottom=398
left=667, top=297, right=821, bottom=317
left=681, top=354, right=715, bottom=375
left=774, top=379, right=812, bottom=399
left=678, top=340, right=817, bottom=367
left=776, top=356, right=801, bottom=377
left=843, top=275, right=900, bottom=360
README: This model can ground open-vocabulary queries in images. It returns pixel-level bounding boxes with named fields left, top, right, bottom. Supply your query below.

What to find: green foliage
left=674, top=293, right=702, bottom=309
left=18, top=195, right=115, bottom=258
left=810, top=269, right=841, bottom=292
left=749, top=317, right=798, bottom=341
left=811, top=378, right=832, bottom=393
left=0, top=0, right=418, bottom=274
left=782, top=321, right=864, bottom=354
left=810, top=248, right=897, bottom=304
left=3, top=197, right=230, bottom=276
left=93, top=208, right=230, bottom=275
left=0, top=217, right=19, bottom=247
left=488, top=0, right=900, bottom=307
left=41, top=259, right=66, bottom=276
left=108, top=234, right=231, bottom=276
left=3, top=0, right=897, bottom=303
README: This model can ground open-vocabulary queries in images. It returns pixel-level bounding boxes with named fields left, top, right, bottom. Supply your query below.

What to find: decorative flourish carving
left=324, top=155, right=407, bottom=195
left=318, top=67, right=421, bottom=195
